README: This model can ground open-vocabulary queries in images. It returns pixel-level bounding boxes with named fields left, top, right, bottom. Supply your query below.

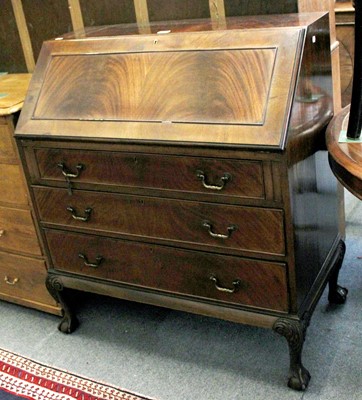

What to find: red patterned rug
left=0, top=348, right=155, bottom=400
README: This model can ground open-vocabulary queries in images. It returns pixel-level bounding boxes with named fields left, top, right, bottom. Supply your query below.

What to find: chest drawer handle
left=67, top=206, right=92, bottom=222
left=57, top=162, right=84, bottom=179
left=78, top=253, right=104, bottom=268
left=202, top=221, right=237, bottom=239
left=4, top=276, right=19, bottom=285
left=196, top=170, right=231, bottom=190
left=210, top=275, right=241, bottom=294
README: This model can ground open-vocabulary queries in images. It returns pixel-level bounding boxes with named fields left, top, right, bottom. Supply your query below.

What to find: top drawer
left=30, top=148, right=266, bottom=200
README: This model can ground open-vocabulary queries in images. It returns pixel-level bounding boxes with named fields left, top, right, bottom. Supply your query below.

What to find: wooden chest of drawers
left=16, top=13, right=348, bottom=390
left=0, top=74, right=60, bottom=315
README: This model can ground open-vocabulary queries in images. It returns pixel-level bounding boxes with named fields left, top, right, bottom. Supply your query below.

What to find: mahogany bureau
left=0, top=74, right=60, bottom=315
left=15, top=13, right=348, bottom=390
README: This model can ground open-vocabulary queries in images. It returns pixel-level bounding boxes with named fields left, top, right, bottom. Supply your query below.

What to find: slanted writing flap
left=34, top=48, right=276, bottom=126
left=16, top=17, right=313, bottom=148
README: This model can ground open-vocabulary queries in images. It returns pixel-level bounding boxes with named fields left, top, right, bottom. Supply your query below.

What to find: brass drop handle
left=78, top=253, right=103, bottom=268
left=0, top=229, right=4, bottom=237
left=210, top=275, right=241, bottom=293
left=4, top=276, right=19, bottom=285
left=67, top=206, right=92, bottom=222
left=196, top=170, right=231, bottom=190
left=202, top=221, right=237, bottom=239
left=57, top=162, right=84, bottom=179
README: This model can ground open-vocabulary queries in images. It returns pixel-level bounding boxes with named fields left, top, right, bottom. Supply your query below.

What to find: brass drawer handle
left=0, top=229, right=4, bottom=237
left=66, top=206, right=92, bottom=222
left=210, top=275, right=241, bottom=294
left=57, top=162, right=84, bottom=179
left=4, top=276, right=19, bottom=285
left=196, top=170, right=231, bottom=190
left=202, top=220, right=237, bottom=239
left=78, top=253, right=103, bottom=268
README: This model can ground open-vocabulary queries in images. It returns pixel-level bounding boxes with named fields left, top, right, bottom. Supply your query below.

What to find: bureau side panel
left=289, top=150, right=340, bottom=309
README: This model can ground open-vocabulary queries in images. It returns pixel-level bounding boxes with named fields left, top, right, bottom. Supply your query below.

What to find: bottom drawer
left=0, top=250, right=57, bottom=307
left=45, top=229, right=289, bottom=312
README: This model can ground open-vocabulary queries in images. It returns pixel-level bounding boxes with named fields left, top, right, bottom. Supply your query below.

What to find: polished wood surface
left=34, top=187, right=285, bottom=257
left=16, top=14, right=347, bottom=390
left=17, top=14, right=326, bottom=148
left=327, top=0, right=362, bottom=199
left=32, top=148, right=266, bottom=200
left=326, top=106, right=362, bottom=199
left=59, top=13, right=333, bottom=38
left=0, top=74, right=31, bottom=115
left=34, top=49, right=275, bottom=125
left=0, top=121, right=18, bottom=164
left=0, top=164, right=29, bottom=207
left=0, top=206, right=42, bottom=256
left=0, top=250, right=54, bottom=307
left=45, top=229, right=288, bottom=312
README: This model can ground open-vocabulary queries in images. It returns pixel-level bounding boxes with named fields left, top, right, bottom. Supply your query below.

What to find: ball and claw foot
left=58, top=315, right=79, bottom=334
left=288, top=365, right=311, bottom=391
left=328, top=285, right=348, bottom=305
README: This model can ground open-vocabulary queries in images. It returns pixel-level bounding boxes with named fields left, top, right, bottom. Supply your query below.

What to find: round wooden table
left=326, top=105, right=362, bottom=200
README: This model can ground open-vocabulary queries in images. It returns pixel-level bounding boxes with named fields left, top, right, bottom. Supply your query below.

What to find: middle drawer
left=34, top=187, right=285, bottom=256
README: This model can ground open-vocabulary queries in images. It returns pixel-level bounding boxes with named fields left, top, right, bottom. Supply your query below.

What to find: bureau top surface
left=16, top=13, right=330, bottom=149
left=0, top=74, right=31, bottom=116
left=60, top=12, right=327, bottom=39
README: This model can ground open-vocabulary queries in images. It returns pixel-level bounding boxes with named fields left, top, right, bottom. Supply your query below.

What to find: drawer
left=0, top=206, right=42, bottom=256
left=0, top=250, right=55, bottom=305
left=45, top=229, right=288, bottom=312
left=0, top=121, right=17, bottom=164
left=0, top=164, right=28, bottom=206
left=34, top=188, right=285, bottom=256
left=32, top=148, right=265, bottom=200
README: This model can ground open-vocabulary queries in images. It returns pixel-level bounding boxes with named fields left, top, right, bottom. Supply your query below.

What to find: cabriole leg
left=46, top=274, right=78, bottom=334
left=273, top=318, right=311, bottom=391
left=328, top=240, right=348, bottom=304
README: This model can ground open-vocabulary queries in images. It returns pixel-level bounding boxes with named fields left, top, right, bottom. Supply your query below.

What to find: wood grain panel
left=34, top=49, right=275, bottom=125
left=45, top=229, right=288, bottom=312
left=0, top=74, right=32, bottom=116
left=0, top=250, right=55, bottom=305
left=15, top=21, right=304, bottom=147
left=0, top=164, right=28, bottom=206
left=34, top=187, right=285, bottom=256
left=0, top=122, right=18, bottom=164
left=0, top=206, right=42, bottom=256
left=33, top=148, right=265, bottom=200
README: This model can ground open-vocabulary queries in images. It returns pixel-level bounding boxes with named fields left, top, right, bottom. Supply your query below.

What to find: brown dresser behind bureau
left=0, top=74, right=60, bottom=315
